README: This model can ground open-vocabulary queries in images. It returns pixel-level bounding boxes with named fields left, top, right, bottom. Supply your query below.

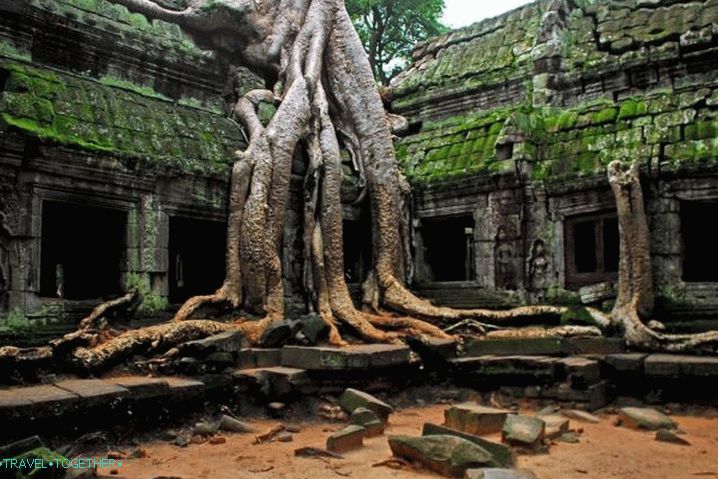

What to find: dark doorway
left=682, top=201, right=718, bottom=282
left=169, top=217, right=226, bottom=303
left=565, top=211, right=619, bottom=288
left=40, top=201, right=126, bottom=300
left=343, top=209, right=372, bottom=284
left=422, top=215, right=475, bottom=282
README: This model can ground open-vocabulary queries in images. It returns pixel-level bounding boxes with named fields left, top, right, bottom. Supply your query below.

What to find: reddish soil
left=96, top=405, right=718, bottom=479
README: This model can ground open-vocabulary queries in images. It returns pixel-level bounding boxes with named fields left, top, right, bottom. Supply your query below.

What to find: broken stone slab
left=281, top=344, right=411, bottom=370
left=339, top=388, right=393, bottom=421
left=655, top=429, right=690, bottom=445
left=560, top=409, right=601, bottom=424
left=180, top=331, right=249, bottom=358
left=109, top=376, right=170, bottom=399
left=55, top=379, right=129, bottom=408
left=444, top=403, right=511, bottom=436
left=618, top=407, right=677, bottom=431
left=465, top=468, right=539, bottom=479
left=557, top=432, right=580, bottom=443
left=422, top=423, right=515, bottom=468
left=326, top=425, right=365, bottom=453
left=538, top=415, right=569, bottom=440
left=193, top=421, right=219, bottom=436
left=350, top=407, right=384, bottom=437
left=501, top=415, right=545, bottom=450
left=602, top=354, right=647, bottom=373
left=260, top=321, right=294, bottom=348
left=219, top=414, right=255, bottom=433
left=389, top=435, right=494, bottom=478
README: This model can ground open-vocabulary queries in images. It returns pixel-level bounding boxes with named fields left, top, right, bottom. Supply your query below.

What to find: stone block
left=465, top=469, right=538, bottom=479
left=164, top=377, right=205, bottom=400
left=445, top=403, right=511, bottom=436
left=281, top=345, right=410, bottom=370
left=55, top=379, right=129, bottom=408
left=180, top=331, right=249, bottom=358
left=108, top=377, right=170, bottom=399
left=389, top=435, right=494, bottom=478
left=501, top=415, right=545, bottom=450
left=602, top=354, right=647, bottom=372
left=339, top=388, right=393, bottom=421
left=564, top=338, right=626, bottom=355
left=350, top=407, right=384, bottom=437
left=618, top=407, right=676, bottom=431
left=579, top=282, right=616, bottom=304
left=422, top=423, right=515, bottom=468
left=537, top=415, right=569, bottom=440
left=464, top=338, right=566, bottom=357
left=560, top=409, right=601, bottom=424
left=15, top=385, right=81, bottom=418
left=558, top=357, right=602, bottom=388
left=326, top=425, right=365, bottom=453
left=644, top=354, right=718, bottom=378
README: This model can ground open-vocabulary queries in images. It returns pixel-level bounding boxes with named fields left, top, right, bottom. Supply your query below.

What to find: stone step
left=464, top=337, right=625, bottom=357
left=281, top=344, right=412, bottom=370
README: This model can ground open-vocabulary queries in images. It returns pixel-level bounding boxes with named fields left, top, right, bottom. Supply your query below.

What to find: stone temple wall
left=0, top=0, right=260, bottom=328
left=392, top=0, right=718, bottom=328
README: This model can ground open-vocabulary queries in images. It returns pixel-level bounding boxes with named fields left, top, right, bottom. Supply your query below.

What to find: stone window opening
left=421, top=215, right=475, bottom=282
left=168, top=217, right=226, bottom=303
left=681, top=200, right=718, bottom=282
left=40, top=200, right=126, bottom=300
left=564, top=211, right=619, bottom=289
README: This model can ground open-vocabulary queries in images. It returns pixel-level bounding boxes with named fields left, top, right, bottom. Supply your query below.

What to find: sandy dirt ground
left=94, top=404, right=718, bottom=479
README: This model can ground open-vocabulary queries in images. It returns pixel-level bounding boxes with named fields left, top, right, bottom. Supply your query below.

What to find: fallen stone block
left=350, top=407, right=384, bottom=437
left=422, top=423, right=515, bottom=468
left=193, top=421, right=219, bottom=436
left=465, top=468, right=538, bottom=479
left=339, top=388, right=393, bottom=421
left=560, top=409, right=600, bottom=424
left=501, top=415, right=545, bottom=450
left=655, top=429, right=690, bottom=445
left=618, top=407, right=676, bottom=431
left=219, top=414, right=255, bottom=433
left=445, top=403, right=510, bottom=436
left=327, top=425, right=365, bottom=453
left=538, top=415, right=569, bottom=440
left=558, top=357, right=601, bottom=388
left=260, top=321, right=294, bottom=348
left=389, top=435, right=494, bottom=478
left=557, top=432, right=580, bottom=443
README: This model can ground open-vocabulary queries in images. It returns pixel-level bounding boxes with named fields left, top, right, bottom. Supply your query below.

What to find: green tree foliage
left=346, top=0, right=447, bottom=85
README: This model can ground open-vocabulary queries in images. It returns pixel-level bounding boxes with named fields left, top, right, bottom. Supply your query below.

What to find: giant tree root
left=608, top=160, right=718, bottom=354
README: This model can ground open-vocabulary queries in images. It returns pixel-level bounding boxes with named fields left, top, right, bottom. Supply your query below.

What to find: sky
left=442, top=0, right=534, bottom=28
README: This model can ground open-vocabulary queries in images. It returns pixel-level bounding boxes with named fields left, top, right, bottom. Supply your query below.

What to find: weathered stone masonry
left=392, top=0, right=718, bottom=328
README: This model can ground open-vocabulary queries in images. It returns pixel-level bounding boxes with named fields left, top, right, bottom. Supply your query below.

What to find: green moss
left=617, top=99, right=648, bottom=120
left=0, top=39, right=31, bottom=61
left=592, top=107, right=618, bottom=125
left=13, top=447, right=67, bottom=478
left=98, top=75, right=170, bottom=100
left=125, top=273, right=168, bottom=314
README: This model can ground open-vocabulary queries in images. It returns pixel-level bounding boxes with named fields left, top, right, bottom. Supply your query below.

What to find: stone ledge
left=644, top=354, right=718, bottom=377
left=281, top=345, right=411, bottom=370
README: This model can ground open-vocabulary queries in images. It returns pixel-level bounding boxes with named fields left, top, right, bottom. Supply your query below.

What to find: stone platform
left=1, top=341, right=717, bottom=442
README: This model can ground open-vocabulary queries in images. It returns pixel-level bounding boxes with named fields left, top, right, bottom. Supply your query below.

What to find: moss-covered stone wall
left=0, top=58, right=243, bottom=175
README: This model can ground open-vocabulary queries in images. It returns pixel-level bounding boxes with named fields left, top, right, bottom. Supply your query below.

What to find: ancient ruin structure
left=2, top=0, right=718, bottom=360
